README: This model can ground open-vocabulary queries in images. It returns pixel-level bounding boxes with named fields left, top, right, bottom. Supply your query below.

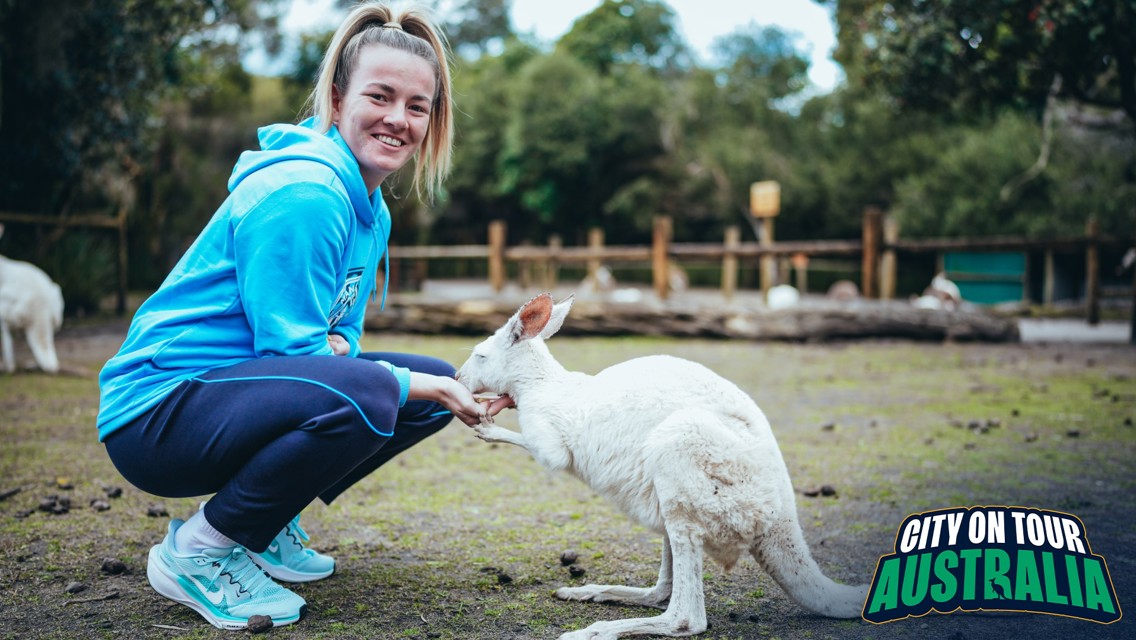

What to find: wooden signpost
left=750, top=181, right=780, bottom=297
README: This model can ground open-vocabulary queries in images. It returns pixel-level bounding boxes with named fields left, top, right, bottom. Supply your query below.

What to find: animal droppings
left=246, top=615, right=273, bottom=633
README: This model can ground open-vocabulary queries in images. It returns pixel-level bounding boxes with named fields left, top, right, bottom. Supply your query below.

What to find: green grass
left=1, top=330, right=1134, bottom=639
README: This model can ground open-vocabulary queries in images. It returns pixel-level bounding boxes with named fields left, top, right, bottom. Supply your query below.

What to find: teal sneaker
left=146, top=520, right=306, bottom=630
left=248, top=514, right=336, bottom=583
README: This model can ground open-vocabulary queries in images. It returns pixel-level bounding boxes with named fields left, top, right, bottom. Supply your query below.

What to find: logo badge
left=863, top=506, right=1122, bottom=624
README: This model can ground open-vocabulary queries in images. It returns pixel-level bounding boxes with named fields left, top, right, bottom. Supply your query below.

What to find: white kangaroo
left=0, top=224, right=65, bottom=374
left=456, top=293, right=868, bottom=640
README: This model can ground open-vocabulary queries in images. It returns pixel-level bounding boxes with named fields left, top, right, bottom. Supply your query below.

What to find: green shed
left=942, top=252, right=1027, bottom=304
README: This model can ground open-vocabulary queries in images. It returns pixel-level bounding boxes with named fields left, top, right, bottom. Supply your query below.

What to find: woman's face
left=333, top=45, right=436, bottom=193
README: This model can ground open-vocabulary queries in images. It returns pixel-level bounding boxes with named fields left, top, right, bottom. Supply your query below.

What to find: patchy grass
left=1, top=328, right=1134, bottom=639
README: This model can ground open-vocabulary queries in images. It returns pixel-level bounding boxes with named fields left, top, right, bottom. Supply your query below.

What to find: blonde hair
left=305, top=2, right=453, bottom=200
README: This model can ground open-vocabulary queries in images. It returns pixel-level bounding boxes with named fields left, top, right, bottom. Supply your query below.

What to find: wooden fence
left=388, top=210, right=1134, bottom=327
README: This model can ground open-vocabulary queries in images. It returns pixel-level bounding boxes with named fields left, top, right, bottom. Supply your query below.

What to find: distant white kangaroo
left=0, top=224, right=64, bottom=373
left=456, top=293, right=868, bottom=640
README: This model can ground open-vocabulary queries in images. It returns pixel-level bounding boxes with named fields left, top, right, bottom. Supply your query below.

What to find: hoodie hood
left=228, top=116, right=393, bottom=308
left=229, top=117, right=382, bottom=228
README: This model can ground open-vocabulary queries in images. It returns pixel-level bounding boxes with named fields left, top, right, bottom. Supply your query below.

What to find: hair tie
left=382, top=21, right=403, bottom=31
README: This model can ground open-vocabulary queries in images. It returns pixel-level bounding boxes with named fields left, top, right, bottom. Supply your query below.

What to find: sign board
left=750, top=181, right=780, bottom=218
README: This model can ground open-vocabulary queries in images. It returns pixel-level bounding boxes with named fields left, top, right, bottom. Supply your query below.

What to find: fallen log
left=364, top=296, right=1020, bottom=343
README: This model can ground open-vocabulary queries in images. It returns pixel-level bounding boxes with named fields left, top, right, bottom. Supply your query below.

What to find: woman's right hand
left=406, top=372, right=486, bottom=426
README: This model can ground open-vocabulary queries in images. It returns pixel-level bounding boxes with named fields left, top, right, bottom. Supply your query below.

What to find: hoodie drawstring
left=371, top=221, right=388, bottom=311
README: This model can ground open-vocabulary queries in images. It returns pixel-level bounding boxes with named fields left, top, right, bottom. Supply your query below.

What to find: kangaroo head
left=456, top=293, right=573, bottom=395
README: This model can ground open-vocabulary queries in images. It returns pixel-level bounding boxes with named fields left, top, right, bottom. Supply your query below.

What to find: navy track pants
left=103, top=352, right=454, bottom=551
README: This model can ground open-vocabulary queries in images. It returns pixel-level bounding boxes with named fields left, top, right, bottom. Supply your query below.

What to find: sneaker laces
left=209, top=547, right=277, bottom=597
left=284, top=516, right=311, bottom=551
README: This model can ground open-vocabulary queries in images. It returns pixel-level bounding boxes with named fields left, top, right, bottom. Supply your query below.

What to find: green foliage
left=0, top=0, right=286, bottom=212
left=6, top=0, right=1133, bottom=310
left=40, top=231, right=117, bottom=316
left=827, top=0, right=1136, bottom=123
left=894, top=112, right=1046, bottom=236
left=556, top=0, right=688, bottom=74
left=445, top=0, right=514, bottom=58
left=711, top=23, right=811, bottom=101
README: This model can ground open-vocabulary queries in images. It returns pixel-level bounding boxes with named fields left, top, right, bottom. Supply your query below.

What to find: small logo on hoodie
left=328, top=267, right=364, bottom=329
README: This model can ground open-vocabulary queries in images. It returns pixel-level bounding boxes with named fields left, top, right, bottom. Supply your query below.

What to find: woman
left=97, top=2, right=504, bottom=630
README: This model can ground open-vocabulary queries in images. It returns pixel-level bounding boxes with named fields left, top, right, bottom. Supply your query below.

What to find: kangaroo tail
left=751, top=516, right=868, bottom=618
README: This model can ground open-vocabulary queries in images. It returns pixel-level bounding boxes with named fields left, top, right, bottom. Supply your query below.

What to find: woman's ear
left=330, top=85, right=342, bottom=124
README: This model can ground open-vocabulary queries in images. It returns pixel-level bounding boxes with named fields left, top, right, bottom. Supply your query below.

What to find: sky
left=249, top=0, right=843, bottom=93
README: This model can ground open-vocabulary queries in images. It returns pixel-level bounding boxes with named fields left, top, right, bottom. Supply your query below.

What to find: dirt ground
left=1, top=320, right=1133, bottom=640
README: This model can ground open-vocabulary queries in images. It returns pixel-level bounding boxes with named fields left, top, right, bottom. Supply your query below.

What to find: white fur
left=0, top=248, right=64, bottom=374
left=457, top=294, right=868, bottom=639
left=766, top=284, right=800, bottom=310
left=913, top=272, right=962, bottom=310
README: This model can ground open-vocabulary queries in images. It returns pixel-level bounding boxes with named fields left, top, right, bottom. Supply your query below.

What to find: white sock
left=175, top=510, right=237, bottom=554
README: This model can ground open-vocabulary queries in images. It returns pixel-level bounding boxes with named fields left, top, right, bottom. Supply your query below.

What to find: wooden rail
left=386, top=212, right=1134, bottom=339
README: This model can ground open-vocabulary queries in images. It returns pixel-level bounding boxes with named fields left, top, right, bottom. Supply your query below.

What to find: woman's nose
left=382, top=105, right=408, bottom=129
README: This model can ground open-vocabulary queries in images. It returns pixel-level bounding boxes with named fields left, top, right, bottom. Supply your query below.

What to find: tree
left=0, top=0, right=285, bottom=310
left=711, top=23, right=811, bottom=101
left=444, top=0, right=514, bottom=58
left=0, top=0, right=285, bottom=215
left=557, top=0, right=689, bottom=75
left=823, top=0, right=1136, bottom=124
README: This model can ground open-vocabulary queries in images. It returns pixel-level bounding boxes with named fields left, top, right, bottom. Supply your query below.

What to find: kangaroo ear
left=538, top=294, right=574, bottom=340
left=504, top=293, right=553, bottom=346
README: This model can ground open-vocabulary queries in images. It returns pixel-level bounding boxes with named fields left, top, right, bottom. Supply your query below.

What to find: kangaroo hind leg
left=558, top=525, right=706, bottom=639
left=556, top=531, right=673, bottom=610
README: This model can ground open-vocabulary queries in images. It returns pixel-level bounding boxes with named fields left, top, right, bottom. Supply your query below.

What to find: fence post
left=587, top=228, right=604, bottom=279
left=1043, top=250, right=1055, bottom=306
left=652, top=216, right=672, bottom=300
left=791, top=252, right=809, bottom=293
left=545, top=234, right=562, bottom=291
left=880, top=214, right=898, bottom=300
left=115, top=205, right=129, bottom=315
left=1086, top=217, right=1100, bottom=325
left=758, top=217, right=775, bottom=298
left=1129, top=223, right=1136, bottom=344
left=862, top=206, right=882, bottom=299
left=488, top=220, right=506, bottom=293
left=722, top=225, right=739, bottom=300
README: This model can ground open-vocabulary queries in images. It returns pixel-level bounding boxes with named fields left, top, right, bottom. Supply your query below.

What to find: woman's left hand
left=407, top=372, right=486, bottom=426
left=328, top=334, right=350, bottom=356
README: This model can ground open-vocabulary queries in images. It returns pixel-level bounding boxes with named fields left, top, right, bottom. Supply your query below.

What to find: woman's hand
left=328, top=334, right=350, bottom=356
left=407, top=372, right=486, bottom=426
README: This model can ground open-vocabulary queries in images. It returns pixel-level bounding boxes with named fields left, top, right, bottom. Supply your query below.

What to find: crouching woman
left=96, top=2, right=505, bottom=630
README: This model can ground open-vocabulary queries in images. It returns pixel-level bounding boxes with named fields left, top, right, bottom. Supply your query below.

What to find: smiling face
left=332, top=44, right=436, bottom=193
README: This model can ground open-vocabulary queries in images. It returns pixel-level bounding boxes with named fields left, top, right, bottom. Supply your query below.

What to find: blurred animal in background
left=766, top=284, right=800, bottom=310
left=667, top=263, right=689, bottom=294
left=0, top=224, right=65, bottom=373
left=912, top=272, right=962, bottom=311
left=825, top=279, right=860, bottom=302
left=580, top=264, right=618, bottom=294
left=1117, top=248, right=1135, bottom=276
left=579, top=263, right=689, bottom=304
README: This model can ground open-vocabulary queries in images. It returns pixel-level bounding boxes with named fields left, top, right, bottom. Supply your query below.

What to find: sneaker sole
left=248, top=553, right=335, bottom=583
left=147, top=545, right=305, bottom=630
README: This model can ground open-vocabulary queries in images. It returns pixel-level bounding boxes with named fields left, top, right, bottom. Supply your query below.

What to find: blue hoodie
left=96, top=118, right=410, bottom=441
